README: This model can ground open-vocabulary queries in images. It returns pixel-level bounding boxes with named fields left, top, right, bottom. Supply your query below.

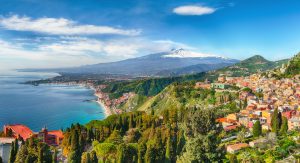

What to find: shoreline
left=32, top=81, right=113, bottom=118
left=94, top=92, right=113, bottom=117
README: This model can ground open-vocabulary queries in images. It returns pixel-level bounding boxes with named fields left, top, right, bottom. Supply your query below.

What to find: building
left=3, top=124, right=64, bottom=146
left=37, top=128, right=64, bottom=146
left=3, top=124, right=33, bottom=141
left=288, top=116, right=300, bottom=130
left=211, top=83, right=231, bottom=89
left=0, top=137, right=15, bottom=163
left=226, top=143, right=249, bottom=154
left=249, top=138, right=268, bottom=148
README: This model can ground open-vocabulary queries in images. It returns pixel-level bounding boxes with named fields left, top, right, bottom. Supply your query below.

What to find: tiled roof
left=5, top=124, right=33, bottom=140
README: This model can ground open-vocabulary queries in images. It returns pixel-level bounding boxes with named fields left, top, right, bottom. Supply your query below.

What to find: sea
left=0, top=71, right=105, bottom=131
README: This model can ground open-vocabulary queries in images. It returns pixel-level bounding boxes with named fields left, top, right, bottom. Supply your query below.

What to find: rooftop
left=5, top=124, right=33, bottom=140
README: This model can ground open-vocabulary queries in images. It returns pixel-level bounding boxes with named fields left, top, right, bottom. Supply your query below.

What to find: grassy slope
left=107, top=55, right=288, bottom=112
left=207, top=55, right=288, bottom=77
left=283, top=52, right=300, bottom=77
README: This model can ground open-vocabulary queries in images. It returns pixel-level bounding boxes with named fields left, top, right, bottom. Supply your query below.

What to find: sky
left=1, top=0, right=300, bottom=71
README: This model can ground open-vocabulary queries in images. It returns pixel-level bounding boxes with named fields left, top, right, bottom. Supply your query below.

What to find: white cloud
left=173, top=5, right=216, bottom=16
left=39, top=37, right=103, bottom=55
left=0, top=36, right=212, bottom=70
left=0, top=15, right=141, bottom=36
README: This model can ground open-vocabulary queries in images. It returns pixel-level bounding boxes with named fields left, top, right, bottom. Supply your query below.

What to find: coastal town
left=196, top=74, right=300, bottom=155
left=1, top=73, right=300, bottom=162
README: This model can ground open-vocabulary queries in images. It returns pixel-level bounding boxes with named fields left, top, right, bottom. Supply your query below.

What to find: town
left=197, top=74, right=300, bottom=156
left=1, top=73, right=300, bottom=162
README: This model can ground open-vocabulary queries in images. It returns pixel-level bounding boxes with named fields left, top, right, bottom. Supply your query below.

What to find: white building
left=0, top=137, right=15, bottom=163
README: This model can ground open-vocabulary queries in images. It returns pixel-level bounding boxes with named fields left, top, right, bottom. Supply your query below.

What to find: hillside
left=205, top=55, right=288, bottom=78
left=103, top=55, right=287, bottom=110
left=280, top=52, right=300, bottom=77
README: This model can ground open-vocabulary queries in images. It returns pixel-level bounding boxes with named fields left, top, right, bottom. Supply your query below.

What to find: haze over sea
left=0, top=71, right=105, bottom=131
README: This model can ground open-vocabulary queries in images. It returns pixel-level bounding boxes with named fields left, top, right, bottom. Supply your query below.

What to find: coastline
left=94, top=92, right=112, bottom=117
left=25, top=78, right=113, bottom=118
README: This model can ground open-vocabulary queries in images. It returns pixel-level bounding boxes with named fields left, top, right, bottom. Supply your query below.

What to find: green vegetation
left=252, top=121, right=262, bottom=137
left=281, top=52, right=300, bottom=77
left=9, top=139, right=18, bottom=163
left=102, top=72, right=207, bottom=99
left=15, top=138, right=53, bottom=163
left=57, top=101, right=227, bottom=163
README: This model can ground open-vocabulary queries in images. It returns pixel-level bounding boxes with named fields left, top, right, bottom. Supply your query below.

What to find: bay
left=0, top=71, right=105, bottom=131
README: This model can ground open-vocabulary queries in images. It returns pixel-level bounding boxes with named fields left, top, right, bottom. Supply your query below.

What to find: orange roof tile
left=6, top=124, right=33, bottom=140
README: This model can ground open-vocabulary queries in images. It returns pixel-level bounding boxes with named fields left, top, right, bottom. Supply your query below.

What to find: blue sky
left=1, top=0, right=300, bottom=70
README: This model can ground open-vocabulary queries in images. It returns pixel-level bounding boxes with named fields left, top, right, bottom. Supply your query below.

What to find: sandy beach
left=94, top=92, right=112, bottom=117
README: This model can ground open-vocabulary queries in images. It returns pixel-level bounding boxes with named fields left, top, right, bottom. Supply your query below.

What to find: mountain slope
left=281, top=52, right=300, bottom=77
left=206, top=55, right=288, bottom=77
left=48, top=49, right=238, bottom=77
left=267, top=52, right=300, bottom=78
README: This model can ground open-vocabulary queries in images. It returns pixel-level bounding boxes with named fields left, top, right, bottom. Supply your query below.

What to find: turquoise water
left=0, top=71, right=105, bottom=131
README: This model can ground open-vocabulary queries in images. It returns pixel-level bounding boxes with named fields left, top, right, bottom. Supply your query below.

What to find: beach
left=94, top=92, right=113, bottom=117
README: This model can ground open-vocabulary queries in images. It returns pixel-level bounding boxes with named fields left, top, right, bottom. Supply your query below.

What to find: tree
left=271, top=108, right=282, bottom=134
left=38, top=143, right=52, bottom=163
left=243, top=98, right=248, bottom=109
left=145, top=145, right=155, bottom=163
left=177, top=107, right=225, bottom=162
left=138, top=142, right=146, bottom=163
left=252, top=121, right=262, bottom=137
left=237, top=128, right=247, bottom=143
left=38, top=144, right=44, bottom=163
left=0, top=156, right=2, bottom=163
left=90, top=151, right=98, bottom=163
left=52, top=149, right=58, bottom=163
left=228, top=154, right=238, bottom=163
left=81, top=152, right=91, bottom=163
left=69, top=131, right=81, bottom=163
left=165, top=136, right=171, bottom=163
left=280, top=116, right=288, bottom=135
left=9, top=139, right=18, bottom=163
left=117, top=144, right=126, bottom=163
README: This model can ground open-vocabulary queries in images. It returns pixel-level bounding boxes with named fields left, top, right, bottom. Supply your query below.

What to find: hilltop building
left=4, top=124, right=33, bottom=141
left=3, top=124, right=63, bottom=146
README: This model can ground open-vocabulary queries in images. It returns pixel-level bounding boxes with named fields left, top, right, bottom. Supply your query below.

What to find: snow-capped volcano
left=162, top=48, right=223, bottom=58
left=41, top=49, right=239, bottom=76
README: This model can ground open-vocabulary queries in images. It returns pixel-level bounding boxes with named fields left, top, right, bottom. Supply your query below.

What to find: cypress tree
left=252, top=120, right=262, bottom=137
left=38, top=144, right=44, bottom=163
left=243, top=98, right=247, bottom=109
left=280, top=116, right=288, bottom=135
left=165, top=136, right=171, bottom=163
left=117, top=144, right=126, bottom=163
left=176, top=131, right=185, bottom=155
left=278, top=112, right=282, bottom=129
left=14, top=139, right=18, bottom=157
left=9, top=141, right=15, bottom=163
left=138, top=142, right=146, bottom=163
left=145, top=145, right=155, bottom=163
left=271, top=108, right=279, bottom=133
left=69, top=131, right=81, bottom=163
left=52, top=149, right=57, bottom=163
left=129, top=114, right=133, bottom=129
